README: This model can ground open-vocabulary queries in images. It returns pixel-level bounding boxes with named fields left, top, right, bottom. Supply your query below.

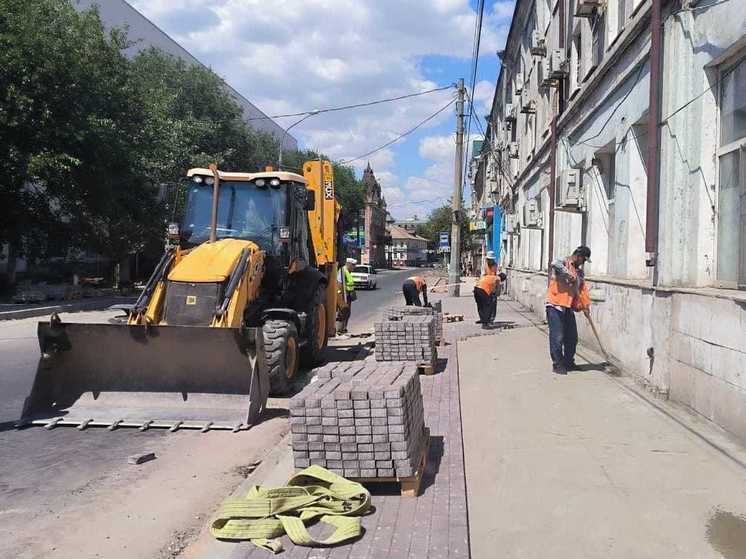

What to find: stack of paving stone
left=374, top=314, right=437, bottom=366
left=289, top=362, right=427, bottom=479
left=385, top=301, right=443, bottom=343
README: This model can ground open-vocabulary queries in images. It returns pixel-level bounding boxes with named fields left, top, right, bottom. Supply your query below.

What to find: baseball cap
left=573, top=246, right=592, bottom=262
left=345, top=258, right=357, bottom=264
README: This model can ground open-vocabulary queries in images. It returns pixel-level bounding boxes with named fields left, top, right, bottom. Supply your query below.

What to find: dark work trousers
left=402, top=280, right=422, bottom=306
left=473, top=287, right=492, bottom=324
left=488, top=293, right=497, bottom=322
left=546, top=306, right=578, bottom=367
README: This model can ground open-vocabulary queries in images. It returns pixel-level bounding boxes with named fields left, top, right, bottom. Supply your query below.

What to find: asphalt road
left=0, top=267, right=413, bottom=558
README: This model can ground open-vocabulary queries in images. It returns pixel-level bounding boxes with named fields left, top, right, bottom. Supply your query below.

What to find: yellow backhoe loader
left=19, top=160, right=342, bottom=432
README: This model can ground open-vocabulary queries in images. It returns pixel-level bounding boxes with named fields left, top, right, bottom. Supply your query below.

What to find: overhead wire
left=462, top=0, right=487, bottom=195
left=246, top=84, right=456, bottom=121
left=339, top=96, right=457, bottom=166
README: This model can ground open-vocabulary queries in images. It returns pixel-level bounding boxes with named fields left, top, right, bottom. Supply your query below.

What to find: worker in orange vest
left=546, top=245, right=592, bottom=374
left=402, top=275, right=428, bottom=306
left=474, top=270, right=506, bottom=329
left=484, top=251, right=498, bottom=322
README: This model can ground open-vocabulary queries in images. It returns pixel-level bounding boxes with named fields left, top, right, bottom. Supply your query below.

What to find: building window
left=590, top=12, right=605, bottom=73
left=595, top=148, right=616, bottom=202
left=618, top=0, right=628, bottom=32
left=717, top=57, right=746, bottom=287
left=571, top=30, right=583, bottom=94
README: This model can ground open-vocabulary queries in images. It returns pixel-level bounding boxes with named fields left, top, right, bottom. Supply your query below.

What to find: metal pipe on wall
left=645, top=0, right=663, bottom=281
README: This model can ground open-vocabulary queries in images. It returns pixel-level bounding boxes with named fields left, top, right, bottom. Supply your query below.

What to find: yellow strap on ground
left=210, top=465, right=372, bottom=554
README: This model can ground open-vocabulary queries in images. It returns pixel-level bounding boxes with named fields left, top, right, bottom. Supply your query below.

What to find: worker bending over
left=402, top=276, right=428, bottom=306
left=546, top=245, right=592, bottom=374
left=337, top=258, right=357, bottom=335
left=474, top=270, right=506, bottom=328
left=484, top=251, right=498, bottom=322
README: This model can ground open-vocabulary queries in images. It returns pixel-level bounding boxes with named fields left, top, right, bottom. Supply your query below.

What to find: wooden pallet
left=416, top=362, right=435, bottom=375
left=353, top=428, right=430, bottom=498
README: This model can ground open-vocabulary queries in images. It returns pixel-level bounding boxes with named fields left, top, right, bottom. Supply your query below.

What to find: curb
left=0, top=298, right=135, bottom=321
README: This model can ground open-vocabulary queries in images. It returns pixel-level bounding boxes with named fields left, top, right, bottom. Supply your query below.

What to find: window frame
left=715, top=56, right=746, bottom=289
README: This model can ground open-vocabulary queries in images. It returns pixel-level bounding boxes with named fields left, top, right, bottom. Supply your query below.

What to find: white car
left=351, top=265, right=377, bottom=290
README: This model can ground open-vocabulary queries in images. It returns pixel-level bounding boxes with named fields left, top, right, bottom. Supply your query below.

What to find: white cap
left=346, top=258, right=357, bottom=265
left=486, top=251, right=496, bottom=260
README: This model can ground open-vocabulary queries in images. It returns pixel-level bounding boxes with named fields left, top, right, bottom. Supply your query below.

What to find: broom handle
left=583, top=310, right=611, bottom=362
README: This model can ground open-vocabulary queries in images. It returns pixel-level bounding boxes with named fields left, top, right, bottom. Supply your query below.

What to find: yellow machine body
left=21, top=161, right=342, bottom=432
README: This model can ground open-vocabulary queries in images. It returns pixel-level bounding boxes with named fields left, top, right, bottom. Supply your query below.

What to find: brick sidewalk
left=223, top=295, right=471, bottom=559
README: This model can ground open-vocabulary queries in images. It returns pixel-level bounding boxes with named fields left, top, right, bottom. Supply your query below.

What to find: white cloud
left=127, top=0, right=514, bottom=217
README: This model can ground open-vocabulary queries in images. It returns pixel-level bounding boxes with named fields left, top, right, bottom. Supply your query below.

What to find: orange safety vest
left=407, top=276, right=426, bottom=292
left=546, top=259, right=591, bottom=311
left=476, top=274, right=500, bottom=296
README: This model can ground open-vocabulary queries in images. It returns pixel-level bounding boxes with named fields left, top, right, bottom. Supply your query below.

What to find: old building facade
left=385, top=225, right=429, bottom=267
left=362, top=164, right=388, bottom=268
left=476, top=0, right=746, bottom=441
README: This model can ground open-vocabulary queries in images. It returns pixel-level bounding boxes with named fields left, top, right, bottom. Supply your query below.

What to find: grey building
left=73, top=0, right=296, bottom=148
left=476, top=0, right=746, bottom=442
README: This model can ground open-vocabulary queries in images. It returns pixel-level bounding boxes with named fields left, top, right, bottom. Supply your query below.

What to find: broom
left=582, top=309, right=620, bottom=374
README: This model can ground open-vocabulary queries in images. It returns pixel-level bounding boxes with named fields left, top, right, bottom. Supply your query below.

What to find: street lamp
left=277, top=110, right=319, bottom=170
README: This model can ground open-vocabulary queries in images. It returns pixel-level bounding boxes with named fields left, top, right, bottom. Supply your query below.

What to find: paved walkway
left=189, top=287, right=471, bottom=559
left=459, top=299, right=746, bottom=559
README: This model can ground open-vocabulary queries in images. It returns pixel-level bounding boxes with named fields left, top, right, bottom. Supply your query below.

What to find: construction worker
left=485, top=250, right=498, bottom=275
left=546, top=245, right=592, bottom=374
left=402, top=275, right=428, bottom=306
left=474, top=270, right=506, bottom=328
left=484, top=251, right=498, bottom=322
left=337, top=258, right=357, bottom=334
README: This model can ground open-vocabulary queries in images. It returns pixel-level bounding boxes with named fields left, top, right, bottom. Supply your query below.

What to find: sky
left=128, top=0, right=516, bottom=219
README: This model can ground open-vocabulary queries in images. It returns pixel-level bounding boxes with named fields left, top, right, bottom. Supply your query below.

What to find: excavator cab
left=20, top=162, right=340, bottom=432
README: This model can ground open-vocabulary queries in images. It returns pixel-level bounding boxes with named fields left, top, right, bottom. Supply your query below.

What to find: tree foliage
left=0, top=0, right=368, bottom=280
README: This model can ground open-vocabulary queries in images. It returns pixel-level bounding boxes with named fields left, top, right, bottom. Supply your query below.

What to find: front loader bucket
left=19, top=320, right=270, bottom=432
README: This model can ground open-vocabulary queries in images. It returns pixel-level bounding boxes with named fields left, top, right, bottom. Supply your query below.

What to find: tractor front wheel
left=263, top=320, right=300, bottom=396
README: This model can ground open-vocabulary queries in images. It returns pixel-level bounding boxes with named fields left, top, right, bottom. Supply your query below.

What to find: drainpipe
left=645, top=0, right=663, bottom=284
left=548, top=0, right=565, bottom=272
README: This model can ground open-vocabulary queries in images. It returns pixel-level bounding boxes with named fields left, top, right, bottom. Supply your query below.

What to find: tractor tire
left=301, top=287, right=329, bottom=368
left=263, top=320, right=300, bottom=396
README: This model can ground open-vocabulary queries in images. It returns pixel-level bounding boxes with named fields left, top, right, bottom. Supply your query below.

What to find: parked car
left=351, top=265, right=377, bottom=290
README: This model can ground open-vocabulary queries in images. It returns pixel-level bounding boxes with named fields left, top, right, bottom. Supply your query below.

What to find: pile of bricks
left=385, top=302, right=443, bottom=343
left=374, top=315, right=437, bottom=366
left=289, top=362, right=427, bottom=479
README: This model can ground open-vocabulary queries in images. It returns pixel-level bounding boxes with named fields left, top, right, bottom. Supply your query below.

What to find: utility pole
left=448, top=78, right=466, bottom=296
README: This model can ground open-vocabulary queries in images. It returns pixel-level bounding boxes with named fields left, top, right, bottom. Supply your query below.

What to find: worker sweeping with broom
left=546, top=246, right=592, bottom=374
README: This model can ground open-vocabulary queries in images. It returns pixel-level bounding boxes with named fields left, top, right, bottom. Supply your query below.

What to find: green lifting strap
left=211, top=465, right=372, bottom=554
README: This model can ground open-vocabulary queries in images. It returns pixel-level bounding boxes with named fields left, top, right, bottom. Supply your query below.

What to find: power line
left=462, top=0, right=486, bottom=193
left=339, top=96, right=457, bottom=165
left=246, top=84, right=456, bottom=121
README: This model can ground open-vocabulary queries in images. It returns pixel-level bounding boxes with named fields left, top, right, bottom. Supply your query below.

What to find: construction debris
left=127, top=452, right=156, bottom=465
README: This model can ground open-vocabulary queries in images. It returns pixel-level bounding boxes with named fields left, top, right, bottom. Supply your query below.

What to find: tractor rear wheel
left=263, top=320, right=300, bottom=396
left=301, top=287, right=329, bottom=367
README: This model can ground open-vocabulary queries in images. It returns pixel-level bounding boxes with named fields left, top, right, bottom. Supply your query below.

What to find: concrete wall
left=508, top=268, right=746, bottom=442
left=73, top=0, right=294, bottom=146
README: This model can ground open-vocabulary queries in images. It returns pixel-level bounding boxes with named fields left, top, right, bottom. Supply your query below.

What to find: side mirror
left=304, top=190, right=315, bottom=211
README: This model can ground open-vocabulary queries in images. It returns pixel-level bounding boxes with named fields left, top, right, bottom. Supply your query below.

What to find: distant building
left=73, top=0, right=294, bottom=147
left=361, top=163, right=388, bottom=268
left=395, top=217, right=427, bottom=235
left=386, top=225, right=428, bottom=267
